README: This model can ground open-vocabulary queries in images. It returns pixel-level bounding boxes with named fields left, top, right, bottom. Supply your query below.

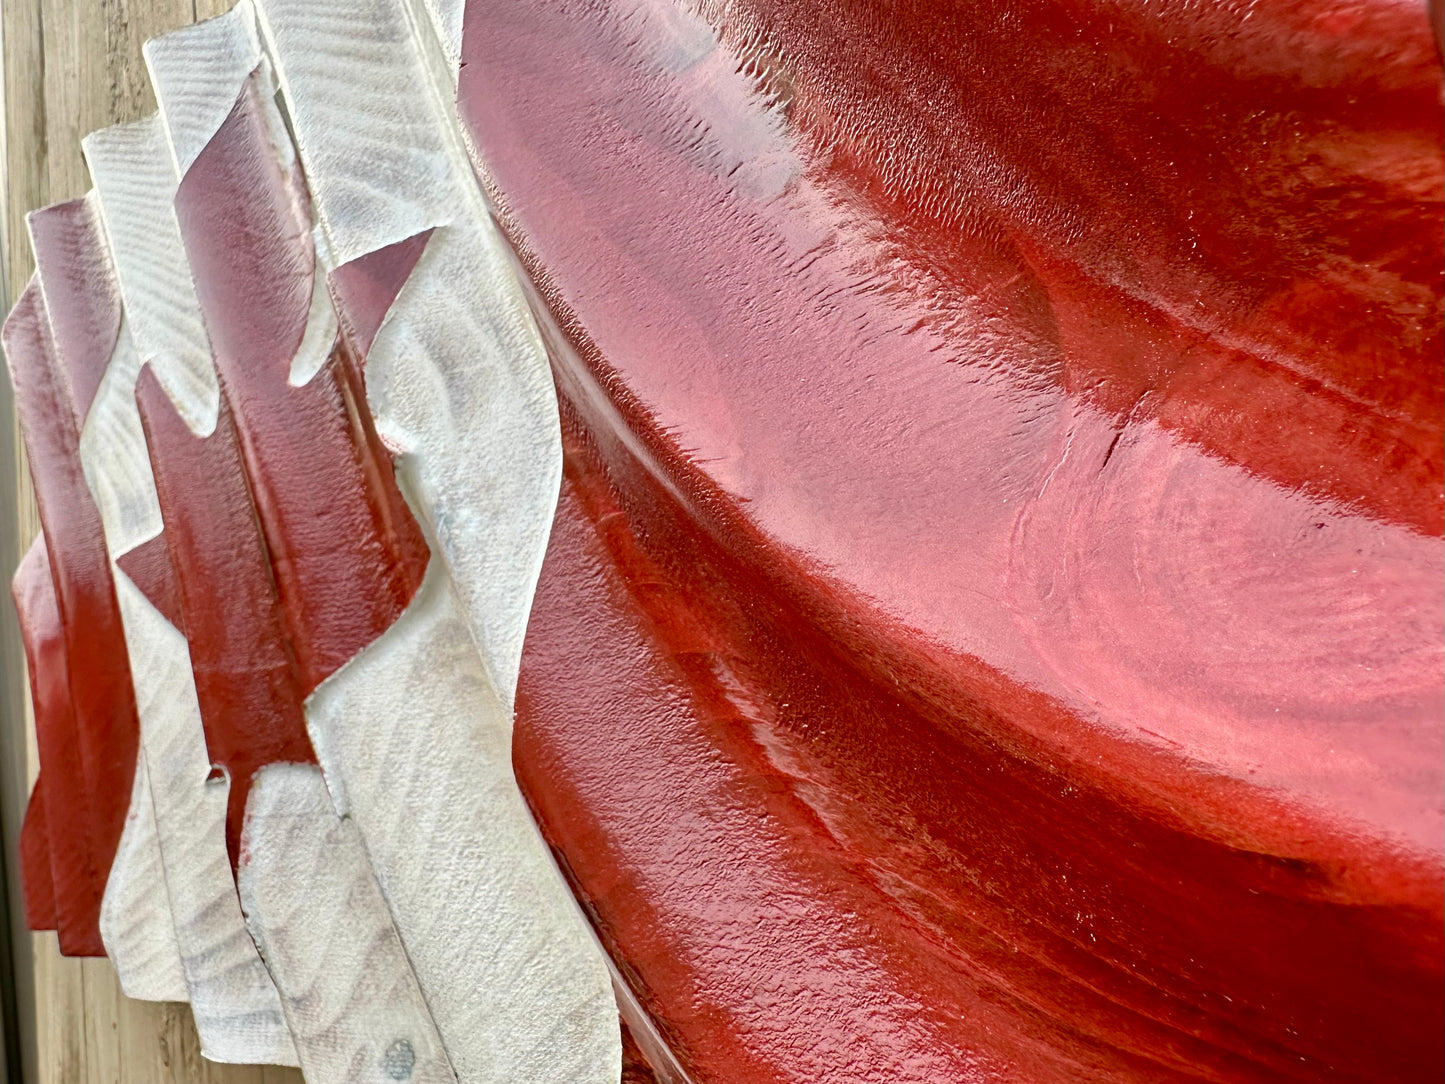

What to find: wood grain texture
left=88, top=109, right=297, bottom=1066
left=238, top=765, right=456, bottom=1084
left=249, top=5, right=621, bottom=1079
left=0, top=1, right=301, bottom=1080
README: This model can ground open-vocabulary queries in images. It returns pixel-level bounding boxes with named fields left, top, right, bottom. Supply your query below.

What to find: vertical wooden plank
left=25, top=888, right=312, bottom=1084
left=1, top=4, right=50, bottom=1081
left=30, top=936, right=84, bottom=1083
left=79, top=960, right=119, bottom=1084
left=194, top=1, right=240, bottom=21
left=1, top=0, right=46, bottom=293
left=108, top=953, right=295, bottom=1084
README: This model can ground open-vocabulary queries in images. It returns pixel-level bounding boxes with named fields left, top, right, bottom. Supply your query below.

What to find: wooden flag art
left=5, top=0, right=1441, bottom=1082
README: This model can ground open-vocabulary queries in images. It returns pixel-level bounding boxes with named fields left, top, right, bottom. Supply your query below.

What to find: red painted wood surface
left=28, top=200, right=119, bottom=424
left=328, top=229, right=434, bottom=359
left=11, top=533, right=87, bottom=950
left=126, top=77, right=430, bottom=866
left=4, top=242, right=133, bottom=957
left=461, top=0, right=1444, bottom=1079
left=18, top=781, right=56, bottom=932
left=113, top=534, right=185, bottom=635
left=135, top=374, right=316, bottom=869
left=172, top=77, right=429, bottom=698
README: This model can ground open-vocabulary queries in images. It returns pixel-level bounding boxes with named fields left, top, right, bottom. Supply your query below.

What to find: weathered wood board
left=0, top=2, right=303, bottom=1081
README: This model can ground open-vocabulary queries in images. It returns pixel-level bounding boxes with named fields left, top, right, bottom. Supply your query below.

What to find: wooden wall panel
left=1, top=2, right=303, bottom=1081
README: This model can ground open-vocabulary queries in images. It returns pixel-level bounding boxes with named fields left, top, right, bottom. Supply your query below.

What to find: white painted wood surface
left=83, top=118, right=220, bottom=439
left=110, top=573, right=298, bottom=1068
left=239, top=764, right=457, bottom=1084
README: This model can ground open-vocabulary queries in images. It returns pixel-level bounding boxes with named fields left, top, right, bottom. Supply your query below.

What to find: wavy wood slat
left=0, top=1, right=302, bottom=1080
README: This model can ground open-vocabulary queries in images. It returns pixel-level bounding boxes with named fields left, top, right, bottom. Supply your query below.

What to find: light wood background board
left=1, top=2, right=304, bottom=1081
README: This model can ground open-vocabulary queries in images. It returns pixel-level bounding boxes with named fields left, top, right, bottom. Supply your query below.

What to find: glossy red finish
left=329, top=229, right=433, bottom=358
left=463, top=0, right=1443, bottom=851
left=695, top=0, right=1445, bottom=538
left=11, top=532, right=93, bottom=952
left=620, top=1018, right=664, bottom=1084
left=135, top=371, right=316, bottom=868
left=524, top=413, right=1445, bottom=1082
left=173, top=77, right=428, bottom=695
left=19, top=783, right=56, bottom=931
left=464, top=0, right=1444, bottom=1079
left=114, top=533, right=185, bottom=634
left=5, top=259, right=134, bottom=958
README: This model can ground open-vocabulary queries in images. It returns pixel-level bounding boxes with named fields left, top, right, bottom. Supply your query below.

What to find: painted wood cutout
left=4, top=0, right=1439, bottom=1082
left=82, top=111, right=298, bottom=1064
left=4, top=261, right=135, bottom=960
left=123, top=31, right=448, bottom=1074
left=149, top=4, right=607, bottom=1078
left=17, top=773, right=55, bottom=933
left=169, top=73, right=429, bottom=697
left=22, top=196, right=202, bottom=1005
left=10, top=528, right=94, bottom=955
left=239, top=764, right=458, bottom=1084
left=460, top=0, right=1444, bottom=1081
left=248, top=1, right=620, bottom=1078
